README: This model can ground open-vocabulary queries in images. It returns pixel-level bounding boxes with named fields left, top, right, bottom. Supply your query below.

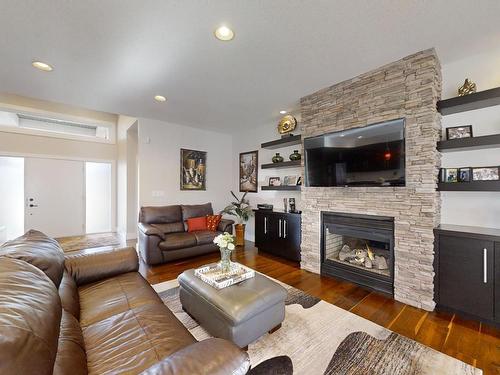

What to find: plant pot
left=272, top=153, right=284, bottom=163
left=219, top=247, right=232, bottom=273
left=235, top=224, right=246, bottom=246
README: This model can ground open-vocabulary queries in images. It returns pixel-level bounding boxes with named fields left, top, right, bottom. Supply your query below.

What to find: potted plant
left=221, top=191, right=253, bottom=246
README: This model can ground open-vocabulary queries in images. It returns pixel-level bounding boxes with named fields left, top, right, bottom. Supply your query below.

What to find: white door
left=24, top=157, right=85, bottom=238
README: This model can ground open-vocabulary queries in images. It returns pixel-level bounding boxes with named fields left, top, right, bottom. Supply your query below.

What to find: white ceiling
left=1, top=1, right=500, bottom=133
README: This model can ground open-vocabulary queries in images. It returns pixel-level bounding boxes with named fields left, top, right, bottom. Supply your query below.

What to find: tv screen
left=304, top=119, right=405, bottom=187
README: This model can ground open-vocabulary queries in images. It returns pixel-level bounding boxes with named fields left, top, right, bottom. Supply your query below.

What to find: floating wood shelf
left=261, top=135, right=302, bottom=149
left=438, top=134, right=500, bottom=152
left=437, top=87, right=500, bottom=115
left=261, top=160, right=302, bottom=169
left=438, top=180, right=500, bottom=192
left=261, top=185, right=301, bottom=191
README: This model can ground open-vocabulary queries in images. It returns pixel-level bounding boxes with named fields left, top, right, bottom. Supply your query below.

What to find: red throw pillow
left=186, top=216, right=207, bottom=232
left=206, top=214, right=222, bottom=231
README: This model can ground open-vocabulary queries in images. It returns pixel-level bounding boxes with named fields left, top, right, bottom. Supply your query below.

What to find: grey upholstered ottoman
left=178, top=269, right=287, bottom=348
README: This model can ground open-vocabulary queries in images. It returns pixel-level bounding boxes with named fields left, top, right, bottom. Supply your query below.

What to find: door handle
left=278, top=219, right=282, bottom=238
left=264, top=217, right=267, bottom=234
left=483, top=248, right=487, bottom=284
left=283, top=219, right=287, bottom=238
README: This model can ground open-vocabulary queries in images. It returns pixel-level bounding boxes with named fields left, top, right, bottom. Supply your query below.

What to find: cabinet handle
left=483, top=248, right=487, bottom=284
left=264, top=217, right=267, bottom=234
left=278, top=219, right=282, bottom=238
left=283, top=219, right=287, bottom=238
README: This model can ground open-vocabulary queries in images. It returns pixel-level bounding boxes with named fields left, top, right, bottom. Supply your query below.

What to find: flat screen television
left=304, top=118, right=405, bottom=187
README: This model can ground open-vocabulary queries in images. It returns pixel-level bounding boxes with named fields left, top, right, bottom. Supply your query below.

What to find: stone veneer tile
left=299, top=49, right=441, bottom=311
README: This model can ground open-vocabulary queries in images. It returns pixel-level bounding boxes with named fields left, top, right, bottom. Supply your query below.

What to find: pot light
left=32, top=61, right=53, bottom=72
left=214, top=25, right=235, bottom=41
left=340, top=134, right=345, bottom=137
left=357, top=135, right=363, bottom=139
left=279, top=110, right=287, bottom=114
left=154, top=95, right=167, bottom=102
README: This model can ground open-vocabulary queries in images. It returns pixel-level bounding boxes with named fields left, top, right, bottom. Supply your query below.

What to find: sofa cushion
left=207, top=214, right=222, bottom=231
left=78, top=272, right=162, bottom=327
left=0, top=229, right=65, bottom=287
left=139, top=205, right=182, bottom=224
left=59, top=271, right=80, bottom=320
left=159, top=232, right=197, bottom=251
left=82, top=303, right=196, bottom=375
left=0, top=257, right=62, bottom=375
left=151, top=222, right=185, bottom=234
left=53, top=310, right=87, bottom=375
left=192, top=230, right=222, bottom=246
left=181, top=203, right=213, bottom=222
left=186, top=216, right=208, bottom=232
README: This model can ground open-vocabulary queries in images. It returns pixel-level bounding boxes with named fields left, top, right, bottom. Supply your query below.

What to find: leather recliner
left=0, top=230, right=250, bottom=375
left=138, top=203, right=234, bottom=265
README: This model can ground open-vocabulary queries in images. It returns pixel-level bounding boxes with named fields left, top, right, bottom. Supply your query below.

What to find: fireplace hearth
left=321, top=212, right=394, bottom=295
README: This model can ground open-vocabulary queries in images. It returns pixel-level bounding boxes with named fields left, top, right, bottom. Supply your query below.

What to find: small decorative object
left=268, top=177, right=281, bottom=186
left=458, top=78, right=477, bottom=96
left=458, top=167, right=472, bottom=182
left=283, top=175, right=297, bottom=186
left=213, top=232, right=236, bottom=273
left=194, top=262, right=255, bottom=289
left=283, top=198, right=288, bottom=213
left=296, top=176, right=302, bottom=185
left=180, top=149, right=206, bottom=190
left=289, top=198, right=296, bottom=212
left=272, top=153, right=284, bottom=163
left=289, top=150, right=301, bottom=161
left=446, top=125, right=473, bottom=140
left=277, top=115, right=297, bottom=135
left=439, top=168, right=446, bottom=183
left=239, top=150, right=258, bottom=193
left=472, top=166, right=499, bottom=181
left=221, top=191, right=254, bottom=246
left=444, top=168, right=458, bottom=183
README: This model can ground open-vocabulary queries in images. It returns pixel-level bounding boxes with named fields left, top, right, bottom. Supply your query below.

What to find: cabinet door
left=439, top=235, right=494, bottom=320
left=254, top=212, right=266, bottom=246
left=255, top=212, right=277, bottom=249
left=282, top=215, right=301, bottom=261
left=495, top=242, right=500, bottom=323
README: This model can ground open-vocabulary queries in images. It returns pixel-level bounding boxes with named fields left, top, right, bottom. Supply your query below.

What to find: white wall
left=440, top=49, right=500, bottom=229
left=0, top=157, right=24, bottom=242
left=137, top=118, right=233, bottom=214
left=232, top=119, right=302, bottom=241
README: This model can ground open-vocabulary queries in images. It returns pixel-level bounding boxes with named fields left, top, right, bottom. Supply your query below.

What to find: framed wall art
left=180, top=148, right=207, bottom=190
left=239, top=150, right=258, bottom=192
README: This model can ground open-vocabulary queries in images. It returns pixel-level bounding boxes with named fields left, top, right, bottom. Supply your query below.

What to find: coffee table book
left=194, top=262, right=255, bottom=289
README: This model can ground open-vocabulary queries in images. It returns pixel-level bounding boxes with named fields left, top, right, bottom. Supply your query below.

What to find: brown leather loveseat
left=0, top=230, right=250, bottom=375
left=138, top=203, right=234, bottom=265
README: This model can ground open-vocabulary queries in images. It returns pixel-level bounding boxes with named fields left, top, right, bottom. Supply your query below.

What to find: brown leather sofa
left=138, top=203, right=234, bottom=265
left=0, top=230, right=250, bottom=375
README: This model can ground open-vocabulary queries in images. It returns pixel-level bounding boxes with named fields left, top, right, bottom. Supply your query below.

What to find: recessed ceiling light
left=279, top=110, right=287, bottom=114
left=32, top=61, right=53, bottom=72
left=214, top=25, right=235, bottom=41
left=340, top=134, right=345, bottom=137
left=154, top=95, right=167, bottom=102
left=357, top=135, right=363, bottom=139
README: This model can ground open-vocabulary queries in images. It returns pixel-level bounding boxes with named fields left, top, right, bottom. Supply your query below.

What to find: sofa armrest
left=218, top=219, right=234, bottom=233
left=141, top=338, right=250, bottom=375
left=138, top=222, right=166, bottom=240
left=64, top=247, right=139, bottom=286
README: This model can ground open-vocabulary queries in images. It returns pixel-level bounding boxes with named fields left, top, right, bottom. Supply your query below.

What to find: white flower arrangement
left=213, top=232, right=236, bottom=251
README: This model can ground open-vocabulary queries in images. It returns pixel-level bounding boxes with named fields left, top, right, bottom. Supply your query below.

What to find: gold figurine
left=458, top=78, right=477, bottom=96
left=277, top=115, right=297, bottom=134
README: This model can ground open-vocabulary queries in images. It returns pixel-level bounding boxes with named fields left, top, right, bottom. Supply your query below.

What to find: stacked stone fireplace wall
left=299, top=49, right=442, bottom=311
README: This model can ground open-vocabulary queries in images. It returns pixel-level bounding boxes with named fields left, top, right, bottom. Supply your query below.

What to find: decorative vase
left=272, top=153, right=284, bottom=163
left=235, top=223, right=246, bottom=246
left=289, top=150, right=301, bottom=161
left=219, top=247, right=232, bottom=273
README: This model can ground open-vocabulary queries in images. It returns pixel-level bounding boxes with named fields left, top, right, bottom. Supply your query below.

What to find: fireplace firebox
left=321, top=212, right=394, bottom=295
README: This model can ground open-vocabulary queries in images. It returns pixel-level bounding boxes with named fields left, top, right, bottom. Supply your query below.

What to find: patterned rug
left=153, top=279, right=481, bottom=375
left=56, top=233, right=122, bottom=252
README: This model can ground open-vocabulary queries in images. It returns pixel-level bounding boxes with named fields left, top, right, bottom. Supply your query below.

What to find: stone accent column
left=299, top=49, right=442, bottom=311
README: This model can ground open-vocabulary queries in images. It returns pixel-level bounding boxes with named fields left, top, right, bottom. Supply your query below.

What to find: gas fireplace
left=321, top=212, right=394, bottom=295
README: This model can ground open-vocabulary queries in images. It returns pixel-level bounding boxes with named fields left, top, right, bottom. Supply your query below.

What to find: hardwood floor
left=138, top=241, right=500, bottom=375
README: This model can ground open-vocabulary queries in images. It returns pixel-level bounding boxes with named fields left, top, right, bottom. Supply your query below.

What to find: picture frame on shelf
left=239, top=150, right=258, bottom=193
left=446, top=125, right=473, bottom=140
left=458, top=167, right=472, bottom=182
left=283, top=175, right=297, bottom=186
left=444, top=168, right=458, bottom=183
left=472, top=166, right=499, bottom=181
left=268, top=177, right=281, bottom=186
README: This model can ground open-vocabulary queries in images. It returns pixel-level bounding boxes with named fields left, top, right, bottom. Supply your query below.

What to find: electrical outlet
left=152, top=190, right=165, bottom=197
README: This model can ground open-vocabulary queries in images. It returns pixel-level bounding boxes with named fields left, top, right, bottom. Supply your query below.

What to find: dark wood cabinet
left=435, top=225, right=500, bottom=324
left=254, top=210, right=301, bottom=262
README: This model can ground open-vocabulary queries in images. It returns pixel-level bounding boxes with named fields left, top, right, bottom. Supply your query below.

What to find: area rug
left=153, top=279, right=480, bottom=375
left=56, top=233, right=122, bottom=252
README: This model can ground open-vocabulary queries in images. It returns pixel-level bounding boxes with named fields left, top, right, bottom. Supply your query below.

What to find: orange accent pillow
left=206, top=214, right=222, bottom=231
left=186, top=216, right=207, bottom=232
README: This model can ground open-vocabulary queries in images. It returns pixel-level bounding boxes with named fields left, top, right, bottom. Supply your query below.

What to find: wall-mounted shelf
left=438, top=134, right=500, bottom=152
left=261, top=160, right=302, bottom=169
left=437, top=87, right=500, bottom=115
left=261, top=135, right=301, bottom=149
left=261, top=185, right=301, bottom=191
left=438, top=181, right=500, bottom=192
